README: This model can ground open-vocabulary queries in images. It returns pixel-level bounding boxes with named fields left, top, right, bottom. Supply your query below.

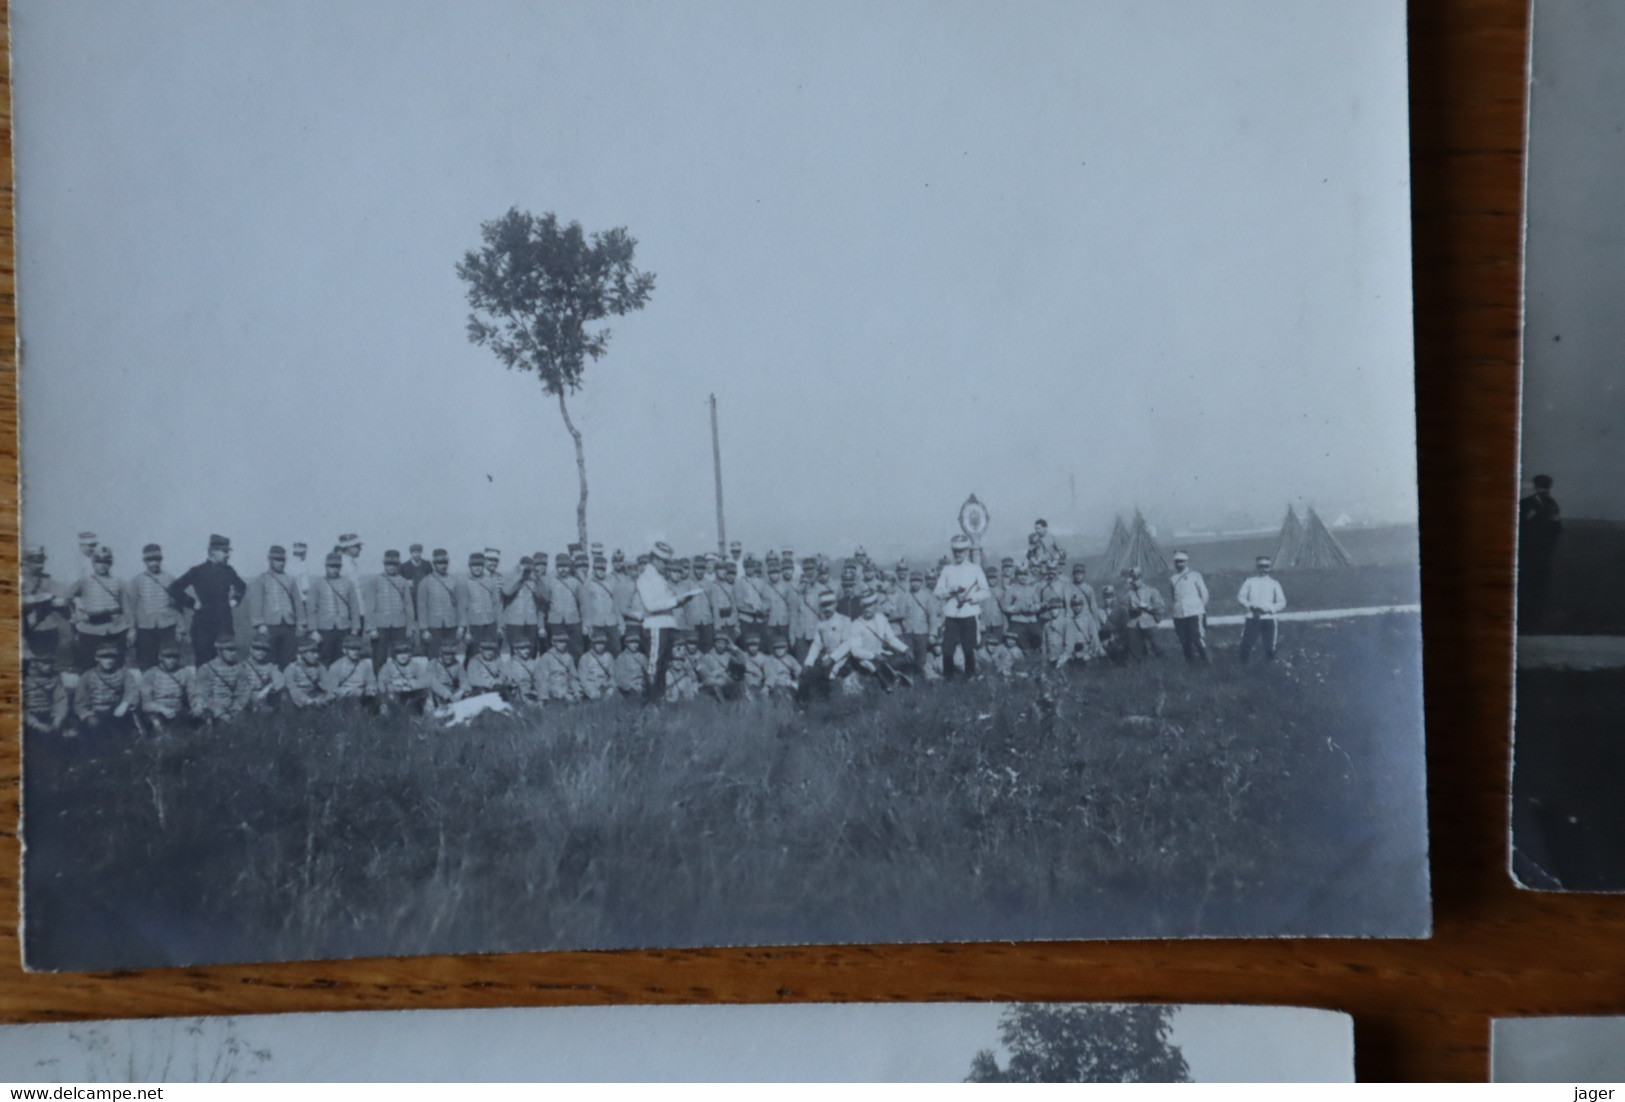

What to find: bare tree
left=457, top=208, right=656, bottom=551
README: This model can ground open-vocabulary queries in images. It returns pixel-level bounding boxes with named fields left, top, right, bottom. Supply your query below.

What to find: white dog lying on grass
left=434, top=692, right=513, bottom=727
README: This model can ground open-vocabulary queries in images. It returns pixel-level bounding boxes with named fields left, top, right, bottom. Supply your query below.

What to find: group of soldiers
left=21, top=519, right=1290, bottom=736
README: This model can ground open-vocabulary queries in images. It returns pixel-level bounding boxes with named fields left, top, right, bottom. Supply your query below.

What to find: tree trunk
left=556, top=389, right=589, bottom=552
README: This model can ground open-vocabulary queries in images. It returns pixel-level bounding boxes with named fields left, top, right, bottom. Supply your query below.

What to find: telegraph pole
left=710, top=393, right=727, bottom=558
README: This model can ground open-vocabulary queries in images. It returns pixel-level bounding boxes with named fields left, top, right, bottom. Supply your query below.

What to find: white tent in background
left=1104, top=509, right=1170, bottom=577
left=1274, top=506, right=1354, bottom=568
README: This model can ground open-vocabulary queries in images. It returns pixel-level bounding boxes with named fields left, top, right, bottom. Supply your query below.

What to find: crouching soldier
left=377, top=639, right=429, bottom=715
left=243, top=637, right=285, bottom=711
left=285, top=639, right=336, bottom=709
left=536, top=632, right=582, bottom=703
left=613, top=629, right=648, bottom=697
left=762, top=637, right=802, bottom=698
left=138, top=644, right=195, bottom=732
left=921, top=639, right=944, bottom=681
left=506, top=637, right=542, bottom=705
left=663, top=634, right=701, bottom=702
left=423, top=641, right=466, bottom=707
left=193, top=638, right=254, bottom=724
left=694, top=633, right=739, bottom=701
left=324, top=634, right=377, bottom=706
left=577, top=630, right=617, bottom=701
left=465, top=636, right=519, bottom=700
left=75, top=641, right=140, bottom=733
left=24, top=652, right=72, bottom=736
left=740, top=634, right=769, bottom=697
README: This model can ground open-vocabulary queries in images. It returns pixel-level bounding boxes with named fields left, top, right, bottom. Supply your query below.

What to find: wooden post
left=710, top=393, right=727, bottom=559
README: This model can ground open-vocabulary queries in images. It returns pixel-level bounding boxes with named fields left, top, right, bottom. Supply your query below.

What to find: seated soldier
left=139, top=643, right=196, bottom=731
left=75, top=641, right=141, bottom=733
left=577, top=630, right=616, bottom=701
left=505, top=637, right=542, bottom=704
left=693, top=633, right=738, bottom=701
left=761, top=637, right=802, bottom=698
left=991, top=631, right=1021, bottom=677
left=465, top=635, right=518, bottom=699
left=242, top=636, right=285, bottom=711
left=739, top=634, right=769, bottom=696
left=663, top=634, right=701, bottom=702
left=535, top=631, right=582, bottom=703
left=922, top=639, right=944, bottom=682
left=1097, top=585, right=1130, bottom=667
left=285, top=638, right=336, bottom=708
left=24, top=652, right=72, bottom=737
left=613, top=629, right=648, bottom=697
left=324, top=634, right=377, bottom=703
left=423, top=640, right=466, bottom=706
left=193, top=637, right=254, bottom=723
left=376, top=638, right=429, bottom=714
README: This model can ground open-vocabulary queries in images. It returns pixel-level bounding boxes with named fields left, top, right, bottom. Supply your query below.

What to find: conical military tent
left=1104, top=515, right=1132, bottom=568
left=1104, top=509, right=1170, bottom=577
left=1272, top=505, right=1305, bottom=566
left=1296, top=507, right=1353, bottom=567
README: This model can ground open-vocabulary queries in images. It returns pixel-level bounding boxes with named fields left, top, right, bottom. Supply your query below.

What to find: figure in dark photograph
left=1517, top=473, right=1562, bottom=630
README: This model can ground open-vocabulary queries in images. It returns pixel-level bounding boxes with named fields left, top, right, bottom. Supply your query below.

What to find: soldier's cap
left=573, top=550, right=589, bottom=564
left=1102, top=584, right=1117, bottom=594
left=1035, top=518, right=1049, bottom=528
left=1128, top=566, right=1143, bottom=577
left=624, top=630, right=643, bottom=644
left=765, top=551, right=779, bottom=562
left=611, top=548, right=625, bottom=561
left=216, top=638, right=238, bottom=651
left=552, top=632, right=571, bottom=646
left=1000, top=556, right=1014, bottom=566
left=1003, top=632, right=1020, bottom=643
left=729, top=541, right=742, bottom=551
left=468, top=552, right=485, bottom=565
left=514, top=638, right=534, bottom=651
left=518, top=555, right=533, bottom=567
left=861, top=590, right=883, bottom=608
left=1256, top=556, right=1273, bottom=567
left=23, top=545, right=45, bottom=564
left=555, top=552, right=572, bottom=566
left=637, top=553, right=650, bottom=566
left=1173, top=551, right=1189, bottom=562
left=484, top=547, right=501, bottom=558
left=1070, top=595, right=1085, bottom=607
left=432, top=548, right=449, bottom=562
left=384, top=550, right=401, bottom=564
left=479, top=636, right=500, bottom=650
left=772, top=638, right=788, bottom=651
left=291, top=540, right=307, bottom=551
left=651, top=542, right=675, bottom=562
left=268, top=545, right=286, bottom=558
left=590, top=542, right=604, bottom=554
left=529, top=551, right=547, bottom=564
left=801, top=556, right=817, bottom=568
left=1072, top=563, right=1086, bottom=574
left=592, top=630, right=610, bottom=645
left=440, top=641, right=461, bottom=656
left=298, top=638, right=320, bottom=653
left=143, top=543, right=163, bottom=558
left=743, top=634, right=761, bottom=646
left=592, top=556, right=607, bottom=568
left=691, top=554, right=706, bottom=566
left=78, top=531, right=98, bottom=542
left=339, top=533, right=361, bottom=548
left=817, top=592, right=837, bottom=608
left=92, top=545, right=114, bottom=563
left=249, top=637, right=270, bottom=651
left=159, top=643, right=181, bottom=657
left=950, top=534, right=971, bottom=550
left=567, top=543, right=583, bottom=555
left=342, top=634, right=365, bottom=648
left=325, top=551, right=344, bottom=566
left=1533, top=474, right=1554, bottom=489
left=409, top=543, right=423, bottom=553
left=95, top=641, right=120, bottom=657
left=909, top=571, right=923, bottom=582
left=393, top=639, right=414, bottom=654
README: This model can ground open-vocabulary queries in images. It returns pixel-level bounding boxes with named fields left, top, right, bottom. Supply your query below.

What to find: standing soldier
left=24, top=653, right=72, bottom=737
left=170, top=534, right=248, bottom=668
left=1518, top=473, right=1563, bottom=628
left=74, top=641, right=140, bottom=733
left=581, top=554, right=624, bottom=654
left=1120, top=567, right=1165, bottom=661
left=336, top=533, right=366, bottom=601
left=324, top=634, right=377, bottom=704
left=500, top=555, right=545, bottom=656
left=65, top=545, right=133, bottom=670
left=546, top=552, right=585, bottom=657
left=242, top=637, right=286, bottom=711
left=459, top=551, right=503, bottom=658
left=897, top=571, right=938, bottom=670
left=246, top=545, right=304, bottom=669
left=483, top=548, right=505, bottom=590
left=139, top=643, right=195, bottom=730
left=728, top=540, right=743, bottom=568
left=288, top=541, right=314, bottom=606
left=933, top=534, right=991, bottom=679
left=762, top=560, right=793, bottom=649
left=365, top=550, right=418, bottom=671
left=1098, top=584, right=1129, bottom=666
left=710, top=557, right=739, bottom=643
left=578, top=629, right=617, bottom=700
left=638, top=542, right=698, bottom=699
left=1168, top=550, right=1211, bottom=663
left=613, top=629, right=648, bottom=697
left=683, top=558, right=717, bottom=654
left=416, top=549, right=462, bottom=656
left=1001, top=565, right=1040, bottom=653
left=308, top=551, right=363, bottom=664
left=284, top=639, right=335, bottom=709
left=1037, top=563, right=1071, bottom=664
left=22, top=546, right=70, bottom=662
left=129, top=544, right=184, bottom=670
left=612, top=551, right=645, bottom=644
left=734, top=556, right=769, bottom=641
left=1237, top=555, right=1288, bottom=663
left=536, top=631, right=583, bottom=702
left=75, top=531, right=99, bottom=579
left=834, top=562, right=862, bottom=620
left=400, top=543, right=433, bottom=604
left=192, top=638, right=254, bottom=724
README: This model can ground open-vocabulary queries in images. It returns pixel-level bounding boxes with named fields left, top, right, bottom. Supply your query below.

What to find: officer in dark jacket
left=170, top=534, right=248, bottom=666
left=1518, top=473, right=1563, bottom=629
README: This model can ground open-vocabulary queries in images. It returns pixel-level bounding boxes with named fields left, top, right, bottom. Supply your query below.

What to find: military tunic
left=193, top=659, right=254, bottom=721
left=577, top=648, right=616, bottom=700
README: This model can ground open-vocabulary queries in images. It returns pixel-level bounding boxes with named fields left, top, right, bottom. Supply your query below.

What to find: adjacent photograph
left=1511, top=0, right=1625, bottom=892
left=0, top=1003, right=1355, bottom=1083
left=13, top=0, right=1428, bottom=969
left=1493, top=1017, right=1625, bottom=1083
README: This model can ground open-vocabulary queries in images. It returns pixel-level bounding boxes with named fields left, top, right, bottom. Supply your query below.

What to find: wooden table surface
left=2, top=0, right=1612, bottom=1083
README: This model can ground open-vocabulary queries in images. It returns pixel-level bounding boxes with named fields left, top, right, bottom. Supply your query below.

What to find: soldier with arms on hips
left=246, top=544, right=305, bottom=669
left=193, top=637, right=254, bottom=724
left=170, top=534, right=248, bottom=668
left=365, top=549, right=418, bottom=671
left=932, top=534, right=991, bottom=679
left=65, top=545, right=133, bottom=670
left=1237, top=555, right=1288, bottom=663
left=129, top=543, right=185, bottom=670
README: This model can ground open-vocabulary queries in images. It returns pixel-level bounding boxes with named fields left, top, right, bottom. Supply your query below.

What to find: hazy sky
left=2, top=1003, right=1353, bottom=1083
left=1521, top=0, right=1625, bottom=520
left=14, top=0, right=1417, bottom=567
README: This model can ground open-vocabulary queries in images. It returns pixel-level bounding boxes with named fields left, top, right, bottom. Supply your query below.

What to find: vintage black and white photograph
left=1511, top=0, right=1625, bottom=892
left=14, top=0, right=1427, bottom=969
left=1493, top=1017, right=1625, bottom=1083
left=0, top=1003, right=1354, bottom=1083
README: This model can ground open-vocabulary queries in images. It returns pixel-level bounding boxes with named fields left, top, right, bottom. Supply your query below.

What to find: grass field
left=1520, top=518, right=1625, bottom=635
left=23, top=613, right=1429, bottom=970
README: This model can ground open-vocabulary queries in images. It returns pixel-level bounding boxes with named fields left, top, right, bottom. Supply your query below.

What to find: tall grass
left=22, top=615, right=1428, bottom=969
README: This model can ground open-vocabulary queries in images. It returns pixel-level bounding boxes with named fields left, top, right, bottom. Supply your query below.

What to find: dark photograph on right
left=1512, top=0, right=1625, bottom=891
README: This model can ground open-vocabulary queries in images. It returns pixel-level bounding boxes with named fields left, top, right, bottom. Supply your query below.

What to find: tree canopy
left=965, top=1004, right=1191, bottom=1083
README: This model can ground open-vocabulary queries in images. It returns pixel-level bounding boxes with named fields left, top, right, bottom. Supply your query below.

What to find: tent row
left=1089, top=506, right=1351, bottom=576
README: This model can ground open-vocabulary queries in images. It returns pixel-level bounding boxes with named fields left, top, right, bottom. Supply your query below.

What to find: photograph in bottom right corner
left=1511, top=0, right=1625, bottom=892
left=1493, top=1017, right=1625, bottom=1083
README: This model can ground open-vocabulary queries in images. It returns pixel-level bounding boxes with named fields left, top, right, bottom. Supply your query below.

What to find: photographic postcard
left=13, top=0, right=1427, bottom=968
left=1511, top=0, right=1625, bottom=892
left=0, top=1003, right=1353, bottom=1083
left=1493, top=1017, right=1625, bottom=1083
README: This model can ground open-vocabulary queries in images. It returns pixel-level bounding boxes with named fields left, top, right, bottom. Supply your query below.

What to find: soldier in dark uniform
left=1518, top=473, right=1563, bottom=630
left=400, top=543, right=433, bottom=603
left=170, top=534, right=248, bottom=667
